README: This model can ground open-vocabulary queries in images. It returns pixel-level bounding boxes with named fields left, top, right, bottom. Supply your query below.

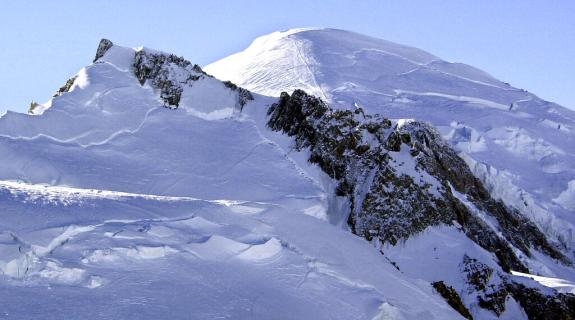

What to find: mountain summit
left=0, top=31, right=574, bottom=319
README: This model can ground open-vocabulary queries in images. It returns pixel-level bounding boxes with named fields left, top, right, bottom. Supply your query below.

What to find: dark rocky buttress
left=266, top=89, right=575, bottom=319
left=93, top=39, right=114, bottom=63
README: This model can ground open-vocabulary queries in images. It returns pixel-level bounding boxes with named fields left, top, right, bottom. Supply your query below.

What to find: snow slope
left=2, top=33, right=574, bottom=319
left=206, top=28, right=575, bottom=254
left=0, top=181, right=460, bottom=319
left=0, top=41, right=461, bottom=319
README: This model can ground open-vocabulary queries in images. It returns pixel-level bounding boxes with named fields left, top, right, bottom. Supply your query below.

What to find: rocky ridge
left=266, top=89, right=575, bottom=318
left=131, top=47, right=252, bottom=109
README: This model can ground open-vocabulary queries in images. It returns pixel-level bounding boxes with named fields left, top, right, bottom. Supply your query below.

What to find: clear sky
left=1, top=0, right=574, bottom=114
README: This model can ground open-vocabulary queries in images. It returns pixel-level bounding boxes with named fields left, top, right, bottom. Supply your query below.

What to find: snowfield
left=0, top=41, right=461, bottom=319
left=0, top=180, right=458, bottom=319
left=1, top=29, right=574, bottom=319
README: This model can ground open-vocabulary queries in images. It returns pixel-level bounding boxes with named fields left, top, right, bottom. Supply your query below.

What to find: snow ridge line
left=0, top=106, right=160, bottom=149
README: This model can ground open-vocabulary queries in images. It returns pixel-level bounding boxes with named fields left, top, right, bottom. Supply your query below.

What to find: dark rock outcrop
left=505, top=282, right=575, bottom=320
left=133, top=51, right=192, bottom=108
left=432, top=281, right=473, bottom=319
left=93, top=39, right=113, bottom=62
left=459, top=256, right=575, bottom=319
left=52, top=75, right=78, bottom=98
left=28, top=101, right=41, bottom=115
left=132, top=50, right=253, bottom=109
left=267, top=90, right=565, bottom=271
left=461, top=255, right=493, bottom=292
left=266, top=89, right=574, bottom=318
left=223, top=81, right=254, bottom=109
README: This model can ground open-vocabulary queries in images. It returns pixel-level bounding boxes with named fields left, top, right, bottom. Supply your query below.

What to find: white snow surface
left=0, top=42, right=462, bottom=319
left=206, top=28, right=575, bottom=252
left=2, top=31, right=574, bottom=319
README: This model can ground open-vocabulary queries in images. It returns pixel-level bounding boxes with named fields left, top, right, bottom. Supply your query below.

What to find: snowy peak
left=204, top=29, right=575, bottom=317
left=205, top=27, right=503, bottom=102
left=25, top=38, right=254, bottom=120
left=206, top=27, right=575, bottom=258
left=0, top=37, right=468, bottom=319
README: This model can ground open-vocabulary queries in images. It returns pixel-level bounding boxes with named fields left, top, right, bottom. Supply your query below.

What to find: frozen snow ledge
left=512, top=271, right=575, bottom=294
left=0, top=180, right=204, bottom=204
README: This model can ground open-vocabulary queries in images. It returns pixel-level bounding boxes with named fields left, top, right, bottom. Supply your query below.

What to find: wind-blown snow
left=554, top=180, right=575, bottom=211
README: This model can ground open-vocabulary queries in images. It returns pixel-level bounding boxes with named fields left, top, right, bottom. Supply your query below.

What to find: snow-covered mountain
left=0, top=39, right=462, bottom=320
left=0, top=31, right=574, bottom=319
left=206, top=27, right=575, bottom=262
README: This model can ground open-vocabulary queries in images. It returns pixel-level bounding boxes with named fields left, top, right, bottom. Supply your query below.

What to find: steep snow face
left=205, top=28, right=575, bottom=251
left=205, top=28, right=329, bottom=101
left=0, top=40, right=462, bottom=319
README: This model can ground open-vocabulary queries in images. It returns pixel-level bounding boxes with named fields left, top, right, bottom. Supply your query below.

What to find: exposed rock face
left=411, top=123, right=568, bottom=264
left=267, top=90, right=565, bottom=269
left=93, top=39, right=113, bottom=62
left=461, top=255, right=493, bottom=293
left=132, top=50, right=253, bottom=109
left=266, top=89, right=574, bottom=318
left=133, top=50, right=195, bottom=108
left=223, top=81, right=254, bottom=109
left=28, top=101, right=41, bottom=115
left=460, top=256, right=575, bottom=319
left=504, top=282, right=575, bottom=320
left=52, top=75, right=78, bottom=98
left=432, top=281, right=473, bottom=319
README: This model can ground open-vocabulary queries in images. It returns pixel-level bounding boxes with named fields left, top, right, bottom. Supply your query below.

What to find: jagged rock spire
left=93, top=38, right=113, bottom=62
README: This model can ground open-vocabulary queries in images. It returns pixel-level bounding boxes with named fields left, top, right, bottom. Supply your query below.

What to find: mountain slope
left=2, top=180, right=462, bottom=319
left=263, top=88, right=575, bottom=319
left=0, top=36, right=573, bottom=319
left=0, top=40, right=466, bottom=320
left=206, top=27, right=575, bottom=260
left=205, top=28, right=575, bottom=318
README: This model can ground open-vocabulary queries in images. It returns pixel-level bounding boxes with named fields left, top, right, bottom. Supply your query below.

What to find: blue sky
left=1, top=0, right=574, bottom=114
